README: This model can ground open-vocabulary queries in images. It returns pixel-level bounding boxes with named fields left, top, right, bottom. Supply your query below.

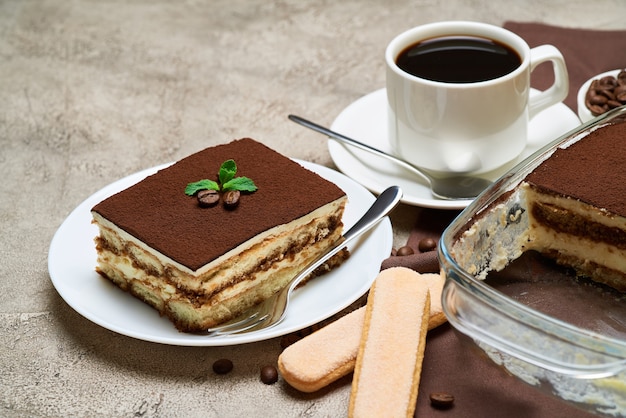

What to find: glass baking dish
left=438, top=105, right=626, bottom=417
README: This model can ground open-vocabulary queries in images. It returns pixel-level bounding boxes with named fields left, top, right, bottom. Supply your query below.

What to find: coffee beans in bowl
left=585, top=70, right=626, bottom=115
left=577, top=69, right=626, bottom=122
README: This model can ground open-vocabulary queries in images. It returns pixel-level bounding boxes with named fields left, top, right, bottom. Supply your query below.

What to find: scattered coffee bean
left=430, top=392, right=455, bottom=409
left=212, top=358, right=233, bottom=375
left=223, top=190, right=241, bottom=208
left=396, top=245, right=414, bottom=256
left=418, top=238, right=437, bottom=252
left=197, top=189, right=219, bottom=207
left=260, top=365, right=278, bottom=384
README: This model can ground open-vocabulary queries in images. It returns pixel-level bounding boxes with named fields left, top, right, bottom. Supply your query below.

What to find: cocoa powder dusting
left=91, top=138, right=346, bottom=271
left=525, top=121, right=626, bottom=217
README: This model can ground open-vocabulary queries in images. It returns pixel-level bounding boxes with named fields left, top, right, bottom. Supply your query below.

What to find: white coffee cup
left=386, top=21, right=569, bottom=174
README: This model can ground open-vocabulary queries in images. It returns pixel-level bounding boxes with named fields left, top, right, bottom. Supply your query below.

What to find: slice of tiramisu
left=91, top=138, right=348, bottom=333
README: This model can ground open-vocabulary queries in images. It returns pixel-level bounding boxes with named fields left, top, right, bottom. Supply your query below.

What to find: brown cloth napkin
left=380, top=22, right=626, bottom=418
left=381, top=207, right=459, bottom=272
left=505, top=21, right=626, bottom=111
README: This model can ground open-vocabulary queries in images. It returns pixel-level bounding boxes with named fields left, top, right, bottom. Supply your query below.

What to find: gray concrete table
left=1, top=1, right=624, bottom=416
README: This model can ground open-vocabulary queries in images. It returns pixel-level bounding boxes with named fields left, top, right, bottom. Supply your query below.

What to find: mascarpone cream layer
left=92, top=196, right=346, bottom=276
left=97, top=227, right=341, bottom=305
left=524, top=184, right=626, bottom=231
left=452, top=183, right=626, bottom=280
left=525, top=185, right=626, bottom=274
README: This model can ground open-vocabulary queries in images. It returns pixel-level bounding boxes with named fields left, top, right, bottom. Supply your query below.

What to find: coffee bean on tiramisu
left=212, top=358, right=234, bottom=375
left=429, top=392, right=455, bottom=409
left=223, top=190, right=241, bottom=208
left=260, top=365, right=278, bottom=384
left=418, top=238, right=437, bottom=252
left=396, top=246, right=414, bottom=256
left=197, top=189, right=219, bottom=207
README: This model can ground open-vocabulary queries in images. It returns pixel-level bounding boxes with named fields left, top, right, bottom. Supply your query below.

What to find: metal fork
left=205, top=185, right=402, bottom=336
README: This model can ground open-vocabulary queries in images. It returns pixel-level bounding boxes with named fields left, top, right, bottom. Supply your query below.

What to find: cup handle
left=527, top=45, right=569, bottom=119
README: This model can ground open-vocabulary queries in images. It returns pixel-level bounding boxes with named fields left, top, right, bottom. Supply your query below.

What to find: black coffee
left=396, top=36, right=521, bottom=83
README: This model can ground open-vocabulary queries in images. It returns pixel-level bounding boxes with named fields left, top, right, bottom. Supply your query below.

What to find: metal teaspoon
left=288, top=114, right=492, bottom=200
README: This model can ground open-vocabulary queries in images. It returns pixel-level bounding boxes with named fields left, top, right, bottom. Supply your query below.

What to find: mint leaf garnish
left=185, top=179, right=219, bottom=196
left=185, top=159, right=258, bottom=202
left=219, top=159, right=237, bottom=185
left=222, top=176, right=258, bottom=192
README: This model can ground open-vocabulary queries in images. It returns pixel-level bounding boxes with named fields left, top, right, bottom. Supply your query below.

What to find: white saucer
left=329, top=88, right=581, bottom=209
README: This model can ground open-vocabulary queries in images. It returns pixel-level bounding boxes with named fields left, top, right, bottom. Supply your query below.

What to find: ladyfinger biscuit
left=349, top=267, right=430, bottom=418
left=278, top=307, right=366, bottom=393
left=277, top=269, right=444, bottom=393
left=421, top=271, right=447, bottom=329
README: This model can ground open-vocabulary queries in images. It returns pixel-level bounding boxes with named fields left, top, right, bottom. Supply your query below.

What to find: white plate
left=48, top=160, right=392, bottom=346
left=329, top=88, right=581, bottom=209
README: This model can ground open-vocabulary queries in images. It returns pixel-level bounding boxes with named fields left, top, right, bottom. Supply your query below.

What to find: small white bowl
left=577, top=69, right=623, bottom=123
